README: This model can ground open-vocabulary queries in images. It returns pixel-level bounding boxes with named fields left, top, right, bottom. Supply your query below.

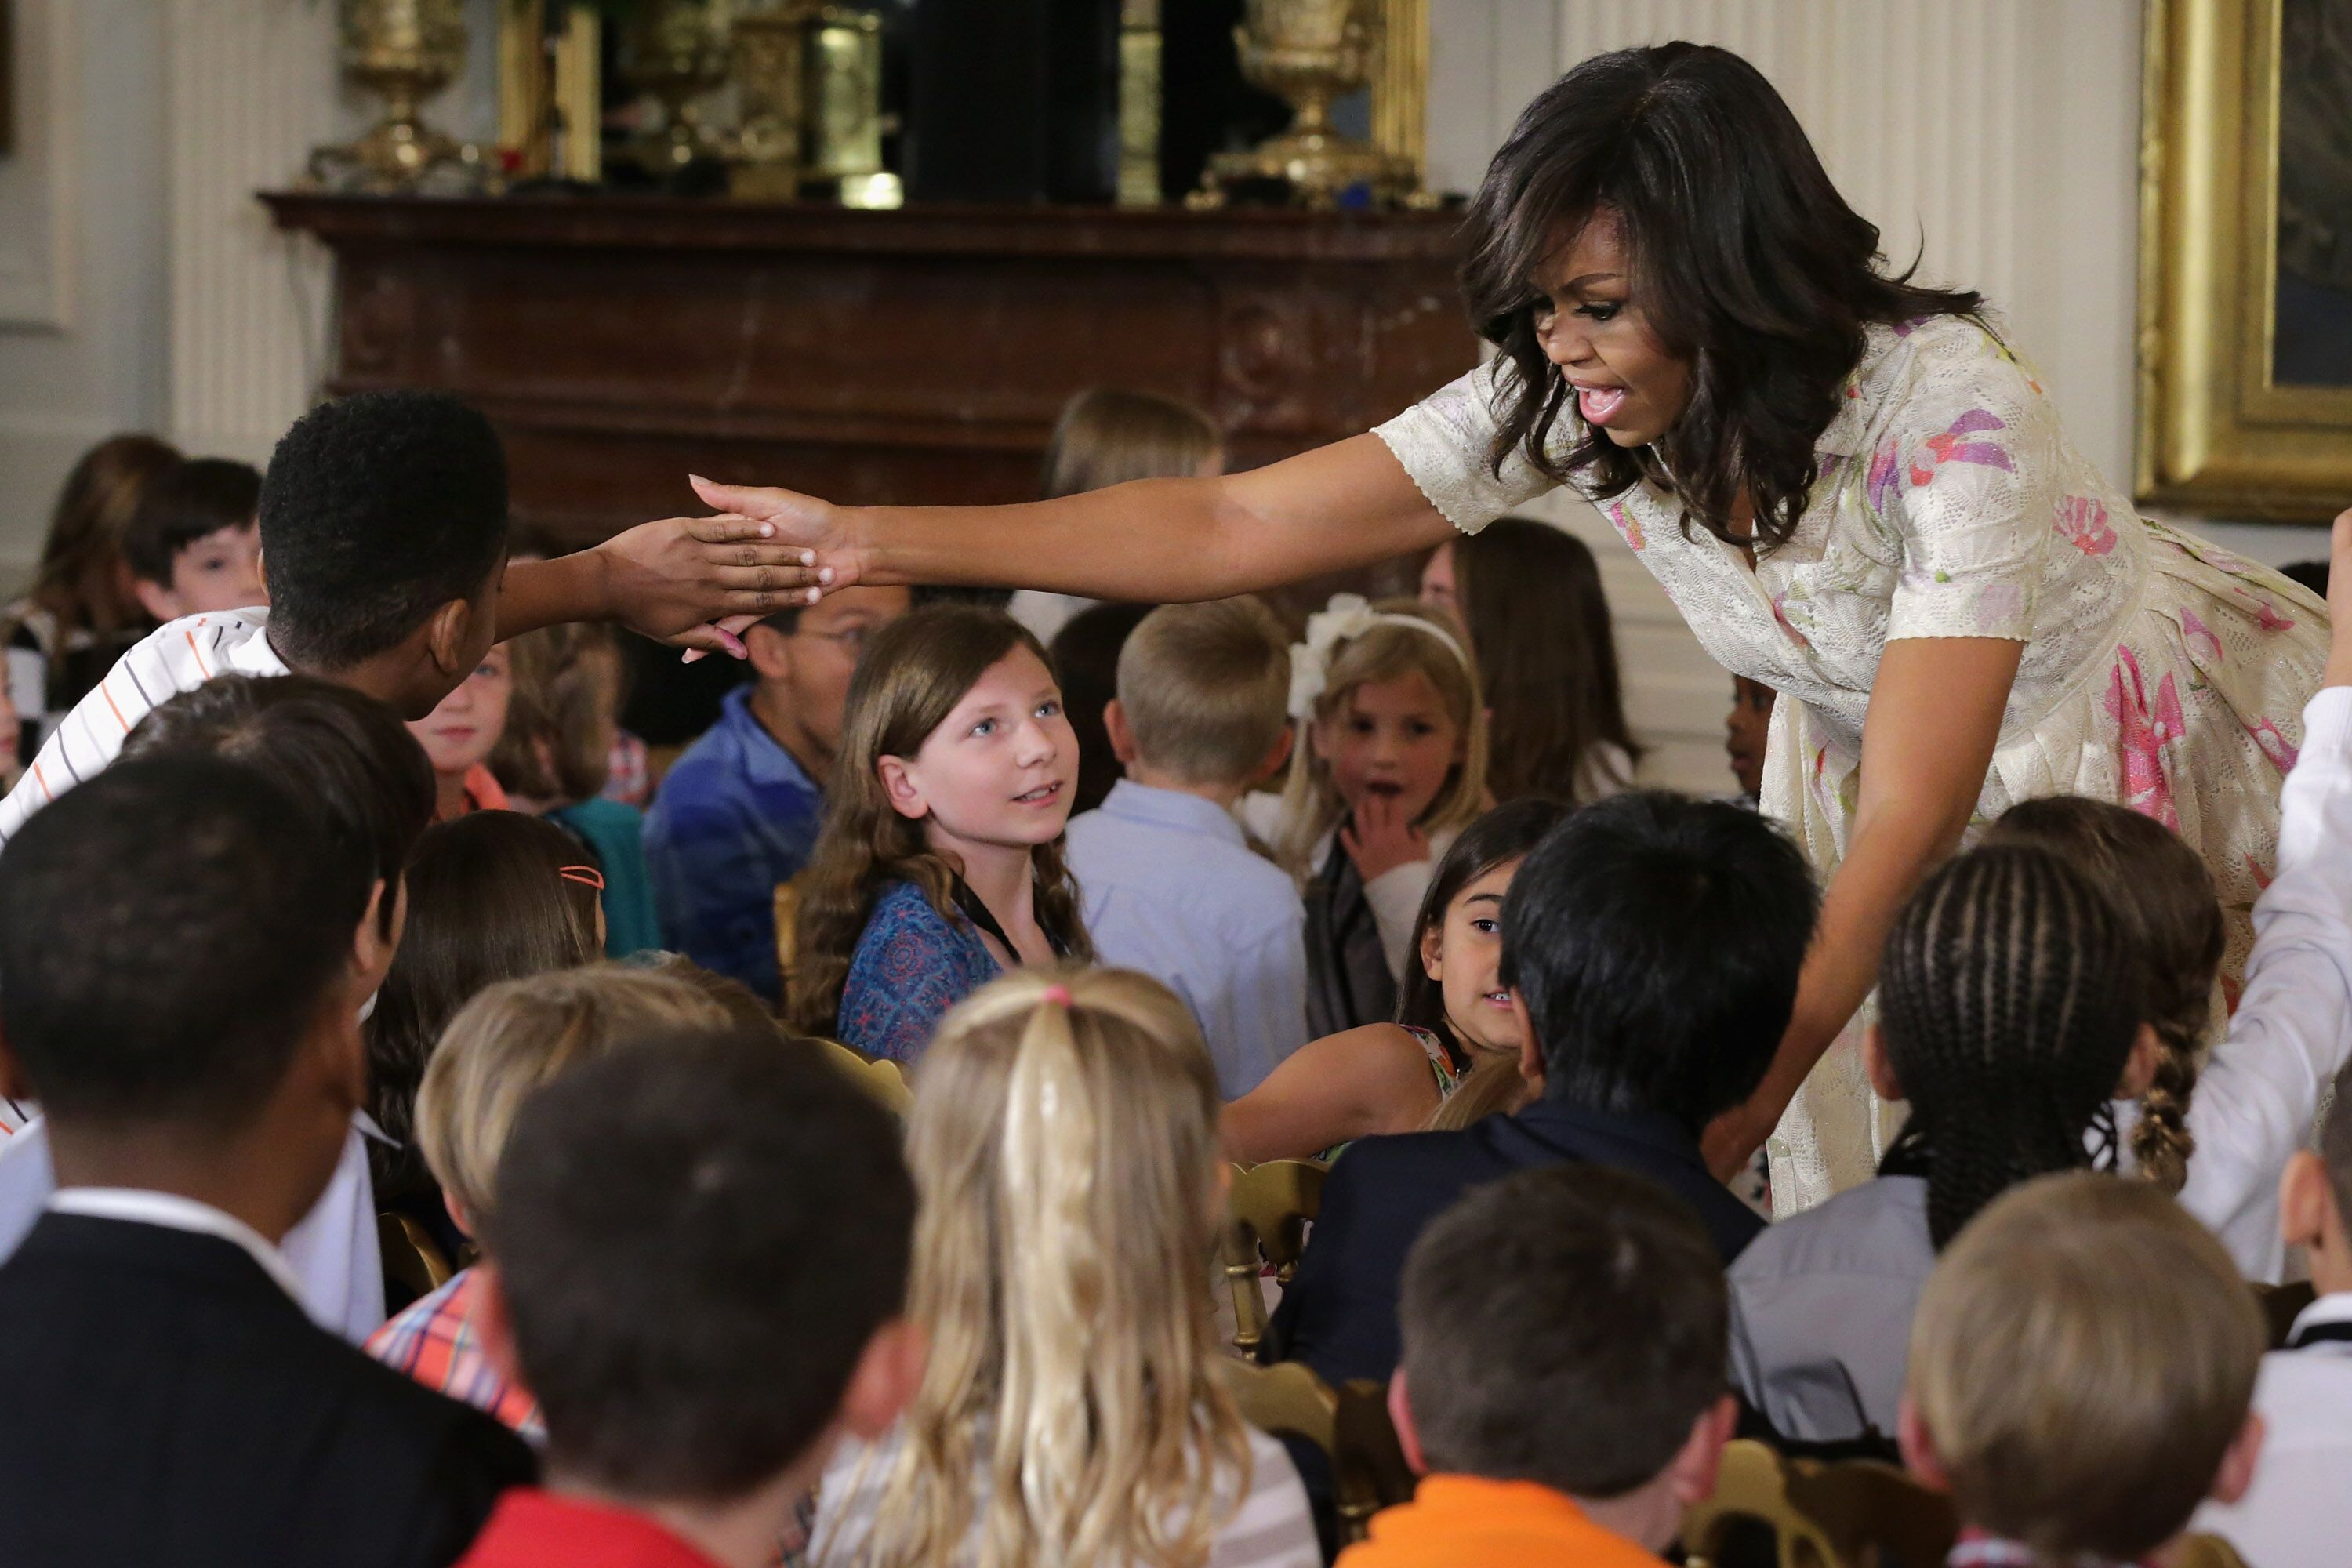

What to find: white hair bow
left=1287, top=593, right=1470, bottom=720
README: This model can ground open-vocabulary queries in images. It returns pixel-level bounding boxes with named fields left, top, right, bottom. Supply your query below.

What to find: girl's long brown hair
left=1454, top=520, right=1641, bottom=803
left=32, top=434, right=179, bottom=637
left=787, top=606, right=1094, bottom=1038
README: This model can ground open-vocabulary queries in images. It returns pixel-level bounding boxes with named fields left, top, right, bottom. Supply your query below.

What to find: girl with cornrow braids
left=1726, top=844, right=2165, bottom=1449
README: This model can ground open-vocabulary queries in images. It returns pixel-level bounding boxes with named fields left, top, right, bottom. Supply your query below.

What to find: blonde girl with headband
left=1247, top=594, right=1489, bottom=1037
left=810, top=968, right=1322, bottom=1568
left=789, top=604, right=1094, bottom=1065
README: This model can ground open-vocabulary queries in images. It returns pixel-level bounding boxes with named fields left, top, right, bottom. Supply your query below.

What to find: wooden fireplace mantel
left=260, top=193, right=1480, bottom=549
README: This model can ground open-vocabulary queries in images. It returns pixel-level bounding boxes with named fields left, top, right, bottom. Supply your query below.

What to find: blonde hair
left=1907, top=1172, right=2263, bottom=1563
left=1041, top=388, right=1221, bottom=499
left=1278, top=599, right=1488, bottom=874
left=1116, top=598, right=1290, bottom=786
left=1425, top=1050, right=1534, bottom=1131
left=863, top=967, right=1250, bottom=1568
left=492, top=622, right=625, bottom=805
left=786, top=606, right=1095, bottom=1036
left=416, top=966, right=730, bottom=1234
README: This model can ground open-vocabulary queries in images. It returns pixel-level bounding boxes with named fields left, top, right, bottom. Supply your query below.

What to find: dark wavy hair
left=1459, top=42, right=1984, bottom=550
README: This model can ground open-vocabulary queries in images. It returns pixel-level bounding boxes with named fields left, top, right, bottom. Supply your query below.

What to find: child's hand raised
left=1341, top=793, right=1431, bottom=884
left=2325, top=507, right=2352, bottom=691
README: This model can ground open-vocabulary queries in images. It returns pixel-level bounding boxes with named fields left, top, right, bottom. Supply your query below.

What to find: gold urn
left=1201, top=0, right=1414, bottom=208
left=310, top=0, right=481, bottom=191
left=621, top=0, right=736, bottom=174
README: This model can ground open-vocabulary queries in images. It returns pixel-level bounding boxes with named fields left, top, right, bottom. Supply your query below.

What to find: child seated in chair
left=1901, top=1173, right=2266, bottom=1568
left=367, top=966, right=732, bottom=1440
left=1345, top=1164, right=1737, bottom=1567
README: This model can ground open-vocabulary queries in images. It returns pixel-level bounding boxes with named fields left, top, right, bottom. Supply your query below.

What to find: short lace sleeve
left=1372, top=358, right=1560, bottom=535
left=1873, top=328, right=2067, bottom=643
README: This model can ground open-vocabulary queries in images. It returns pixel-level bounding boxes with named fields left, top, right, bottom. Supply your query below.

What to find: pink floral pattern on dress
left=1606, top=500, right=1646, bottom=552
left=2245, top=718, right=2299, bottom=774
left=2105, top=646, right=2185, bottom=830
left=2053, top=496, right=2117, bottom=556
left=1907, top=409, right=2014, bottom=487
left=1771, top=590, right=1813, bottom=649
left=2180, top=608, right=2223, bottom=665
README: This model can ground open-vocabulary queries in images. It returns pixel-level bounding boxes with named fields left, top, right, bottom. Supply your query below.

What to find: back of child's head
left=1404, top=797, right=1571, bottom=1128
left=1880, top=844, right=2146, bottom=1247
left=2321, top=1058, right=2352, bottom=1234
left=1451, top=518, right=1642, bottom=804
left=788, top=604, right=1090, bottom=1037
left=1907, top=1172, right=2263, bottom=1562
left=1113, top=597, right=1290, bottom=788
left=0, top=756, right=365, bottom=1129
left=485, top=1026, right=915, bottom=1503
left=630, top=949, right=785, bottom=1033
left=1984, top=796, right=2222, bottom=1192
left=1040, top=387, right=1221, bottom=499
left=259, top=390, right=509, bottom=673
left=31, top=433, right=180, bottom=631
left=1279, top=596, right=1488, bottom=869
left=489, top=622, right=624, bottom=805
left=1501, top=791, right=1817, bottom=1134
left=365, top=811, right=604, bottom=1189
left=418, top=967, right=730, bottom=1237
left=1400, top=1164, right=1726, bottom=1496
left=873, top=967, right=1247, bottom=1567
left=1049, top=599, right=1156, bottom=816
left=123, top=673, right=434, bottom=941
left=122, top=456, right=262, bottom=588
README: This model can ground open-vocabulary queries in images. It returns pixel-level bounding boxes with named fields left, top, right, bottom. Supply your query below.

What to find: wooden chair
left=2172, top=1534, right=2252, bottom=1568
left=812, top=1036, right=914, bottom=1116
left=2253, top=1279, right=2316, bottom=1348
left=1221, top=1159, right=1327, bottom=1356
left=1217, top=1359, right=1414, bottom=1545
left=376, top=1211, right=455, bottom=1305
left=1682, top=1438, right=1956, bottom=1568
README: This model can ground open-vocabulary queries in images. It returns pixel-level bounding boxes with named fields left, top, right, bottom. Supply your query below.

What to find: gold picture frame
left=497, top=0, right=602, bottom=182
left=2137, top=0, right=2352, bottom=521
left=1370, top=0, right=1427, bottom=187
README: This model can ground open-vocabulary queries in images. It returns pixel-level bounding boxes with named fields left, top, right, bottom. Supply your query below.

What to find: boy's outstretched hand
left=506, top=513, right=836, bottom=661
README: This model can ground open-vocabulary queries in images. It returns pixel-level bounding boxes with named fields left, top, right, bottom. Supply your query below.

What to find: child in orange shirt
left=1345, top=1165, right=1737, bottom=1568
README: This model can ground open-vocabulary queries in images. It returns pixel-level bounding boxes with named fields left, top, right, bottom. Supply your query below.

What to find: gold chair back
left=2172, top=1535, right=2252, bottom=1568
left=1221, top=1158, right=1327, bottom=1356
left=812, top=1035, right=914, bottom=1116
left=377, top=1211, right=455, bottom=1303
left=1217, top=1359, right=1413, bottom=1545
left=772, top=877, right=804, bottom=1004
left=1683, top=1439, right=1956, bottom=1568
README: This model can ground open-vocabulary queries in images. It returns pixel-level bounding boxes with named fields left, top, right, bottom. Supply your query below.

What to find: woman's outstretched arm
left=687, top=433, right=1457, bottom=605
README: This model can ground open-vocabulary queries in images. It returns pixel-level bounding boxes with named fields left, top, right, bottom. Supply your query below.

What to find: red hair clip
left=1041, top=984, right=1073, bottom=1008
left=558, top=865, right=606, bottom=891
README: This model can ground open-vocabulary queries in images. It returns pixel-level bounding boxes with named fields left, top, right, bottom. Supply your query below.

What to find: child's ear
left=2279, top=1149, right=2336, bottom=1256
left=423, top=597, right=477, bottom=679
left=2114, top=1023, right=2165, bottom=1101
left=1387, top=1368, right=1431, bottom=1475
left=350, top=878, right=404, bottom=994
left=838, top=1316, right=927, bottom=1440
left=442, top=1189, right=474, bottom=1243
left=2208, top=1411, right=2266, bottom=1508
left=1103, top=700, right=1140, bottom=768
left=1418, top=918, right=1445, bottom=985
left=1665, top=1393, right=1739, bottom=1507
left=132, top=578, right=184, bottom=624
left=1254, top=724, right=1295, bottom=785
left=745, top=622, right=793, bottom=682
left=1896, top=1395, right=1951, bottom=1492
left=876, top=756, right=927, bottom=822
left=1512, top=989, right=1544, bottom=1093
left=1861, top=1022, right=1905, bottom=1103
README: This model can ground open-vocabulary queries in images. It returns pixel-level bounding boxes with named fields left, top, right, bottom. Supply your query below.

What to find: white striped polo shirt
left=0, top=608, right=288, bottom=845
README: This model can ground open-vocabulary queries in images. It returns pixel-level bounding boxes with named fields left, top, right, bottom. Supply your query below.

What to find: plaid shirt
left=366, top=1267, right=544, bottom=1443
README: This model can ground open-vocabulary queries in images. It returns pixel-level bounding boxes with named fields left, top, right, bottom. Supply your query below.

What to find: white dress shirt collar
left=2286, top=1290, right=2352, bottom=1354
left=49, top=1187, right=309, bottom=1306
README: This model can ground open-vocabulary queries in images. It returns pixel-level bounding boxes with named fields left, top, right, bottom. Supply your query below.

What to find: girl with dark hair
left=684, top=42, right=2329, bottom=1210
left=1421, top=517, right=1640, bottom=804
left=1221, top=798, right=1566, bottom=1163
left=1728, top=844, right=2162, bottom=1446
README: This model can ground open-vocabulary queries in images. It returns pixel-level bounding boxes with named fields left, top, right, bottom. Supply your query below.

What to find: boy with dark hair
left=0, top=758, right=534, bottom=1566
left=123, top=456, right=267, bottom=622
left=1267, top=790, right=1817, bottom=1388
left=1348, top=1166, right=1737, bottom=1567
left=0, top=673, right=437, bottom=1341
left=456, top=1030, right=923, bottom=1568
left=0, top=388, right=822, bottom=843
left=644, top=583, right=911, bottom=1000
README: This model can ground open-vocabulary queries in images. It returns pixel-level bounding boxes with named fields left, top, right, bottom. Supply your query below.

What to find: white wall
left=1426, top=0, right=2334, bottom=791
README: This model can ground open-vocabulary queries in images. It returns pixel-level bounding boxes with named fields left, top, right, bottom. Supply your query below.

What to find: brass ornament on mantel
left=728, top=0, right=822, bottom=201
left=803, top=5, right=898, bottom=209
left=1196, top=0, right=1418, bottom=209
left=310, top=0, right=486, bottom=192
left=620, top=0, right=735, bottom=175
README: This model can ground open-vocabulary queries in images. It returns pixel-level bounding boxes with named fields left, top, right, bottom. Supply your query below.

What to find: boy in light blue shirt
left=1065, top=598, right=1307, bottom=1096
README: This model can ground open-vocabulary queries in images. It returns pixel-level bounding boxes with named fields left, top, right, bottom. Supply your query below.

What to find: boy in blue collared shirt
left=644, top=585, right=910, bottom=1003
left=1065, top=598, right=1305, bottom=1097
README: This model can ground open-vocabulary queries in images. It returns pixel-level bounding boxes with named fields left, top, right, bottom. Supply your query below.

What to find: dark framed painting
left=2138, top=0, right=2352, bottom=520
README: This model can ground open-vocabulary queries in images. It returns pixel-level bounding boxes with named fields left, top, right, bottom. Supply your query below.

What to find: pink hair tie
left=1041, top=984, right=1073, bottom=1009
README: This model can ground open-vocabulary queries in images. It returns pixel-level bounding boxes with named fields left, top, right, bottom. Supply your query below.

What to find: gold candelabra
left=620, top=0, right=735, bottom=174
left=310, top=0, right=484, bottom=191
left=1199, top=0, right=1416, bottom=208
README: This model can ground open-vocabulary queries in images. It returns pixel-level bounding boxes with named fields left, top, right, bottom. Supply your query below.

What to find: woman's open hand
left=688, top=477, right=868, bottom=592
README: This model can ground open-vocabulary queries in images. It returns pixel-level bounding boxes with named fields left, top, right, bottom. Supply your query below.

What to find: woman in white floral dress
left=679, top=44, right=2329, bottom=1210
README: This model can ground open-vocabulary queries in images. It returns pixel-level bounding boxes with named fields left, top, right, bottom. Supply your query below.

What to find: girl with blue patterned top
left=787, top=605, right=1093, bottom=1065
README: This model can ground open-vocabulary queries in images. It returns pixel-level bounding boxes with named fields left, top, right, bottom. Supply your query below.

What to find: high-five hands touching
left=579, top=485, right=861, bottom=662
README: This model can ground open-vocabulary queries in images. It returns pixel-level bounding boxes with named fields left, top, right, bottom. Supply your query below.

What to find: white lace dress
left=1375, top=314, right=2330, bottom=1211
